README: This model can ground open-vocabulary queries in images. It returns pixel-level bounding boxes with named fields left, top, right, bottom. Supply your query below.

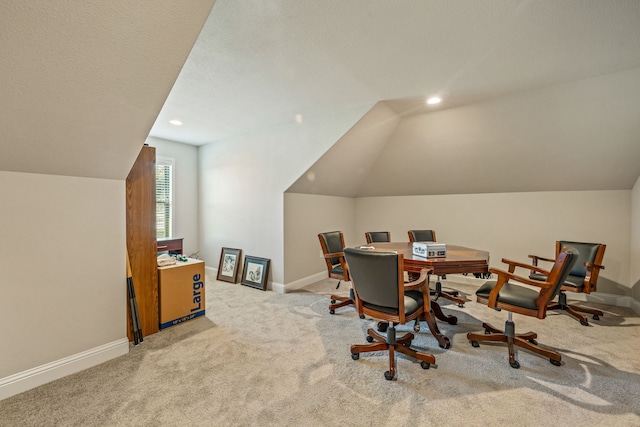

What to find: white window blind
left=156, top=157, right=174, bottom=239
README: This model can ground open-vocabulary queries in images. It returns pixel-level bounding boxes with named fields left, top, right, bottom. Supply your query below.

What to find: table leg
left=431, top=301, right=458, bottom=325
left=433, top=278, right=466, bottom=306
left=420, top=307, right=451, bottom=349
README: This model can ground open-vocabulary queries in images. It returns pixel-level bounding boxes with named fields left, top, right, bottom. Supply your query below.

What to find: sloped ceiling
left=0, top=1, right=215, bottom=180
left=290, top=68, right=640, bottom=197
left=150, top=0, right=640, bottom=196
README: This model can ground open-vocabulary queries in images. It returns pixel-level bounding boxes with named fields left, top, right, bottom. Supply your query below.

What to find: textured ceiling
left=151, top=0, right=640, bottom=146
left=3, top=0, right=639, bottom=195
left=0, top=1, right=215, bottom=179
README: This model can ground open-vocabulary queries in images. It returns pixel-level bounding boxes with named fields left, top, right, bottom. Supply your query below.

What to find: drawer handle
left=158, top=245, right=168, bottom=249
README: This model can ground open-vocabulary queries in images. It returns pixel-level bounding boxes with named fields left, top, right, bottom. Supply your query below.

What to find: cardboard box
left=158, top=258, right=205, bottom=330
left=412, top=242, right=447, bottom=258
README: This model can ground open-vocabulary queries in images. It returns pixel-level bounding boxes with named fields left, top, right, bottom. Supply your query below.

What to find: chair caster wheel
left=510, top=360, right=520, bottom=369
left=529, top=339, right=538, bottom=345
left=593, top=315, right=600, bottom=320
left=384, top=371, right=395, bottom=380
left=359, top=314, right=365, bottom=319
left=550, top=359, right=561, bottom=366
left=471, top=340, right=480, bottom=348
left=420, top=361, right=430, bottom=370
left=329, top=310, right=335, bottom=315
left=377, top=322, right=388, bottom=333
left=413, top=323, right=420, bottom=333
left=440, top=337, right=451, bottom=349
left=330, top=299, right=336, bottom=304
left=580, top=320, right=589, bottom=326
left=458, top=303, right=464, bottom=308
left=351, top=353, right=359, bottom=360
left=484, top=329, right=491, bottom=334
left=366, top=335, right=374, bottom=343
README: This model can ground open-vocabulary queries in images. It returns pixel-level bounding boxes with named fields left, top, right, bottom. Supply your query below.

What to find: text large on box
left=158, top=259, right=205, bottom=329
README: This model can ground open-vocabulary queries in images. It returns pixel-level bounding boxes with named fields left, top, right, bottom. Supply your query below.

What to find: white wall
left=0, top=171, right=127, bottom=396
left=284, top=193, right=356, bottom=283
left=146, top=137, right=199, bottom=256
left=283, top=189, right=632, bottom=295
left=355, top=190, right=631, bottom=295
left=198, top=105, right=372, bottom=287
left=631, top=176, right=640, bottom=302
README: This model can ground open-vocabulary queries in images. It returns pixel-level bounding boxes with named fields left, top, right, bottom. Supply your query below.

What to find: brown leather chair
left=529, top=241, right=605, bottom=326
left=408, top=229, right=464, bottom=306
left=318, top=231, right=355, bottom=315
left=365, top=231, right=391, bottom=244
left=467, top=248, right=578, bottom=369
left=345, top=247, right=435, bottom=380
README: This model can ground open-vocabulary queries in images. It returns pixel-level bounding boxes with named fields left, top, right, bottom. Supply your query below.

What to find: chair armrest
left=585, top=262, right=605, bottom=271
left=501, top=258, right=549, bottom=275
left=324, top=251, right=345, bottom=260
left=404, top=268, right=432, bottom=291
left=528, top=254, right=555, bottom=264
left=489, top=267, right=555, bottom=289
left=486, top=267, right=554, bottom=308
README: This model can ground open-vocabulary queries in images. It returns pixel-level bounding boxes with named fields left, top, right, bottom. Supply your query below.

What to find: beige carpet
left=1, top=275, right=639, bottom=426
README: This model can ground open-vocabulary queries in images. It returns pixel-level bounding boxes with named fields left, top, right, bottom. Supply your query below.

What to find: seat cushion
left=476, top=281, right=539, bottom=311
left=363, top=290, right=424, bottom=316
left=330, top=264, right=344, bottom=276
left=529, top=273, right=584, bottom=290
left=561, top=274, right=584, bottom=290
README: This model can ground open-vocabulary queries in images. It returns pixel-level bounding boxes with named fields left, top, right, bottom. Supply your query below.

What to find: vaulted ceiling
left=2, top=1, right=640, bottom=195
left=150, top=0, right=640, bottom=196
left=0, top=1, right=215, bottom=180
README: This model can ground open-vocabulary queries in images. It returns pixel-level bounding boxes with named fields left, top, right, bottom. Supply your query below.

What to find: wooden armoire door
left=126, top=145, right=159, bottom=339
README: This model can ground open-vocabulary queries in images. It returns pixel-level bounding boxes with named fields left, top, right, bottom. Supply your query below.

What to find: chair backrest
left=344, top=248, right=403, bottom=312
left=365, top=231, right=391, bottom=244
left=318, top=231, right=345, bottom=267
left=540, top=249, right=579, bottom=306
left=408, top=230, right=436, bottom=242
left=556, top=240, right=605, bottom=278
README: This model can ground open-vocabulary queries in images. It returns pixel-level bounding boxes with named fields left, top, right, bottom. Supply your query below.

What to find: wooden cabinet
left=126, top=145, right=158, bottom=339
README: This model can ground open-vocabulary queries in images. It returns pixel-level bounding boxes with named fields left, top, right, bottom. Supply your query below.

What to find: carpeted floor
left=1, top=275, right=639, bottom=426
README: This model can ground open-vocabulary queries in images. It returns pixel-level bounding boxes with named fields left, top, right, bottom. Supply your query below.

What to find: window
left=156, top=157, right=174, bottom=238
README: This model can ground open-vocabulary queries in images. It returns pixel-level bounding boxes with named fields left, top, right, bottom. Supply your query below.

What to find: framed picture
left=241, top=256, right=270, bottom=291
left=217, top=247, right=242, bottom=283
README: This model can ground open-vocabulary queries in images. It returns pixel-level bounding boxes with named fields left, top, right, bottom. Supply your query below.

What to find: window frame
left=155, top=156, right=175, bottom=239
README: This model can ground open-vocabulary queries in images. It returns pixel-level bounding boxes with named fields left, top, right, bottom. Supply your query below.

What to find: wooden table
left=362, top=242, right=490, bottom=349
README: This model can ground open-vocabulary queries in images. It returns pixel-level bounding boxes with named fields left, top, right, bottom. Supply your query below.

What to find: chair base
left=467, top=320, right=561, bottom=369
left=329, top=295, right=354, bottom=314
left=548, top=292, right=603, bottom=326
left=351, top=326, right=436, bottom=380
left=407, top=272, right=465, bottom=306
left=432, top=277, right=466, bottom=306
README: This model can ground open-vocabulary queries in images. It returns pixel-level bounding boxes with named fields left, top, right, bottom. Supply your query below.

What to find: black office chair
left=529, top=241, right=605, bottom=326
left=345, top=247, right=436, bottom=380
left=467, top=248, right=577, bottom=369
left=365, top=231, right=391, bottom=244
left=318, top=231, right=355, bottom=315
left=407, top=229, right=464, bottom=306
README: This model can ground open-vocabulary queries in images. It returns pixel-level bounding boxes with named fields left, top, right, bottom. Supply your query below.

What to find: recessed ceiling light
left=426, top=97, right=442, bottom=105
left=295, top=114, right=303, bottom=123
left=169, top=119, right=183, bottom=126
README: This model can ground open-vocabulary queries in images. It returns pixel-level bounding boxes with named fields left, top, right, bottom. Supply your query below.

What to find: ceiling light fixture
left=426, top=97, right=442, bottom=105
left=169, top=119, right=183, bottom=126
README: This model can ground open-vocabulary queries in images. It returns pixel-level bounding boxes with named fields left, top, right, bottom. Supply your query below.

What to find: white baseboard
left=207, top=267, right=640, bottom=313
left=277, top=272, right=327, bottom=294
left=444, top=273, right=640, bottom=314
left=206, top=265, right=323, bottom=294
left=0, top=338, right=129, bottom=401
